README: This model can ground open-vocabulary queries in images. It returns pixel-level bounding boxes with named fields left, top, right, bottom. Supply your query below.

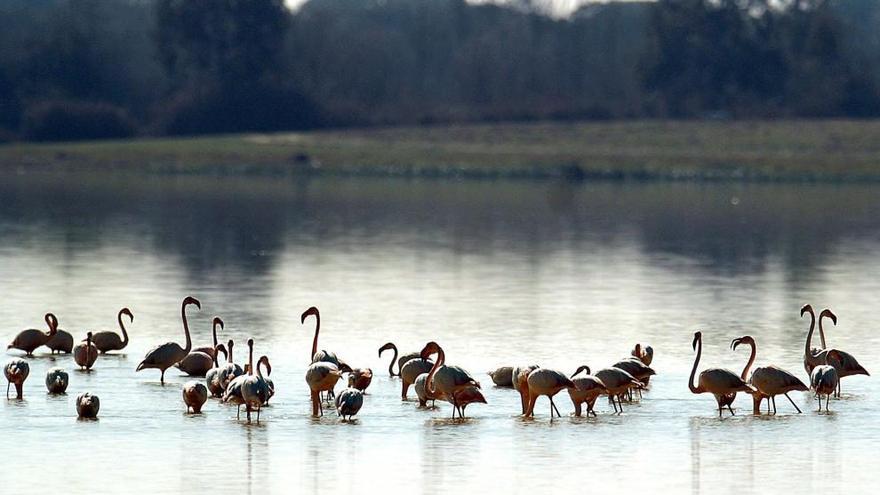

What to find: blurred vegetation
left=1, top=0, right=880, bottom=142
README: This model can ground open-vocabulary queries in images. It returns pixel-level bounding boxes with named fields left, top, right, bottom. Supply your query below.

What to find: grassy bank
left=3, top=120, right=880, bottom=181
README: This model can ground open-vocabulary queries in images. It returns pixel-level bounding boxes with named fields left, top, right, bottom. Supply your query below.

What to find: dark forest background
left=2, top=0, right=880, bottom=142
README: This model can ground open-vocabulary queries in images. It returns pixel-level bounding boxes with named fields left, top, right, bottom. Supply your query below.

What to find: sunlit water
left=1, top=173, right=879, bottom=494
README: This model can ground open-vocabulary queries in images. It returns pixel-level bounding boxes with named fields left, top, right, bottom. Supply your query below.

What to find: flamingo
left=260, top=356, right=275, bottom=405
left=45, top=315, right=73, bottom=354
left=613, top=357, right=655, bottom=400
left=5, top=358, right=29, bottom=399
left=414, top=372, right=437, bottom=407
left=45, top=367, right=69, bottom=394
left=206, top=343, right=229, bottom=397
left=731, top=335, right=808, bottom=414
left=76, top=392, right=100, bottom=419
left=73, top=332, right=99, bottom=371
left=303, top=306, right=349, bottom=401
left=568, top=366, right=608, bottom=417
left=378, top=342, right=420, bottom=377
left=420, top=341, right=482, bottom=419
left=524, top=368, right=575, bottom=418
left=7, top=313, right=58, bottom=356
left=217, top=339, right=244, bottom=389
left=512, top=365, right=540, bottom=414
left=222, top=374, right=247, bottom=420
left=453, top=386, right=486, bottom=417
left=183, top=380, right=208, bottom=413
left=136, top=296, right=199, bottom=384
left=336, top=386, right=364, bottom=420
left=241, top=345, right=272, bottom=423
left=175, top=350, right=213, bottom=377
left=594, top=367, right=643, bottom=414
left=811, top=350, right=841, bottom=412
left=814, top=309, right=869, bottom=397
left=802, top=304, right=824, bottom=374
left=689, top=331, right=755, bottom=417
left=348, top=368, right=373, bottom=392
left=487, top=366, right=514, bottom=387
left=305, top=360, right=343, bottom=417
left=88, top=308, right=133, bottom=354
left=399, top=355, right=433, bottom=400
left=631, top=343, right=654, bottom=366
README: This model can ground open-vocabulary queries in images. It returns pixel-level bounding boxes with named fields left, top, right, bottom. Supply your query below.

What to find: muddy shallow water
left=1, top=175, right=878, bottom=494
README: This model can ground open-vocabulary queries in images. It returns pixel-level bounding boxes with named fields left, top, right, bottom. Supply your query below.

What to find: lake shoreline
left=3, top=120, right=880, bottom=183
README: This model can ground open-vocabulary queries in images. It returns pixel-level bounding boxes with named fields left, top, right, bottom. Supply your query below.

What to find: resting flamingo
left=630, top=343, right=654, bottom=385
left=814, top=309, right=869, bottom=397
left=378, top=342, right=420, bottom=377
left=76, top=393, right=100, bottom=419
left=420, top=341, right=482, bottom=418
left=348, top=368, right=373, bottom=392
left=5, top=358, right=29, bottom=399
left=487, top=366, right=514, bottom=387
left=88, top=308, right=133, bottom=354
left=7, top=313, right=57, bottom=356
left=241, top=342, right=272, bottom=423
left=73, top=332, right=99, bottom=371
left=336, top=386, right=364, bottom=420
left=568, top=366, right=608, bottom=417
left=689, top=331, right=755, bottom=417
left=136, top=296, right=199, bottom=384
left=731, top=335, right=808, bottom=414
left=45, top=367, right=69, bottom=394
left=183, top=381, right=208, bottom=413
left=524, top=368, right=575, bottom=419
left=206, top=343, right=229, bottom=397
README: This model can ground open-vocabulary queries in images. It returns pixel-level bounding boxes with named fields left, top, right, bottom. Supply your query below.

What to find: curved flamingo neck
left=247, top=342, right=254, bottom=376
left=381, top=343, right=398, bottom=376
left=257, top=357, right=270, bottom=378
left=311, top=313, right=320, bottom=361
left=805, top=309, right=816, bottom=358
left=426, top=347, right=445, bottom=394
left=818, top=313, right=829, bottom=350
left=227, top=342, right=234, bottom=364
left=45, top=314, right=57, bottom=337
left=212, top=323, right=219, bottom=353
left=689, top=336, right=702, bottom=394
left=740, top=341, right=756, bottom=381
left=118, top=310, right=129, bottom=346
left=181, top=302, right=192, bottom=353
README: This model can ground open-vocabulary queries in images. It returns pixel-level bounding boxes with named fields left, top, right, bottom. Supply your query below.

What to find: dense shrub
left=22, top=100, right=136, bottom=142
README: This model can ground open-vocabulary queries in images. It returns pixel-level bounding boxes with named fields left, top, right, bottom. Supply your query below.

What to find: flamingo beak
left=800, top=304, right=811, bottom=316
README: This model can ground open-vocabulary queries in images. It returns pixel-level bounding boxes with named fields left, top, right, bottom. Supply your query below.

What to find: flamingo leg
left=160, top=369, right=165, bottom=385
left=616, top=395, right=624, bottom=414
left=401, top=382, right=410, bottom=400
left=573, top=401, right=582, bottom=417
left=836, top=381, right=841, bottom=398
left=727, top=403, right=735, bottom=416
left=6, top=382, right=10, bottom=399
left=784, top=393, right=802, bottom=413
left=257, top=405, right=261, bottom=423
left=551, top=397, right=561, bottom=418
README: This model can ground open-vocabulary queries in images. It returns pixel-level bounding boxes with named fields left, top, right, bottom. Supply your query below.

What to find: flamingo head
left=420, top=341, right=441, bottom=360
left=227, top=339, right=234, bottom=350
left=45, top=313, right=58, bottom=331
left=819, top=309, right=837, bottom=325
left=120, top=307, right=134, bottom=322
left=215, top=343, right=228, bottom=360
left=259, top=356, right=272, bottom=376
left=730, top=335, right=754, bottom=350
left=213, top=317, right=224, bottom=330
left=247, top=338, right=254, bottom=349
left=338, top=362, right=353, bottom=373
left=692, top=331, right=702, bottom=350
left=571, top=365, right=591, bottom=378
left=378, top=342, right=395, bottom=357
left=183, top=296, right=201, bottom=309
left=800, top=304, right=814, bottom=317
left=301, top=306, right=319, bottom=324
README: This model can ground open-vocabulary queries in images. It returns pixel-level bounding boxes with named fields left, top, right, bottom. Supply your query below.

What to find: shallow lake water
left=1, top=173, right=878, bottom=494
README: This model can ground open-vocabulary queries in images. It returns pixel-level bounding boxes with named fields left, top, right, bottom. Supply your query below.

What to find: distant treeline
left=1, top=0, right=880, bottom=142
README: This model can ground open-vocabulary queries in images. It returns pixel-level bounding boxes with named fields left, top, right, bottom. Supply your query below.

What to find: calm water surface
left=1, top=174, right=879, bottom=494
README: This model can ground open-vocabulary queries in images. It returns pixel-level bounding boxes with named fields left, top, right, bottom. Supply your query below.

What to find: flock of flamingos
left=3, top=297, right=870, bottom=421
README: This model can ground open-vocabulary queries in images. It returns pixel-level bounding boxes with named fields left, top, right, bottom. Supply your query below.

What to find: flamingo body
left=335, top=387, right=364, bottom=420
left=487, top=366, right=514, bottom=387
left=45, top=367, right=69, bottom=394
left=5, top=358, right=30, bottom=399
left=76, top=393, right=100, bottom=418
left=525, top=368, right=575, bottom=418
left=183, top=381, right=208, bottom=413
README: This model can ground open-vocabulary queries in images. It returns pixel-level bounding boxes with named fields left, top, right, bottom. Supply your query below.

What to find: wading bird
left=336, top=387, right=364, bottom=420
left=45, top=367, right=69, bottom=394
left=594, top=367, right=642, bottom=414
left=45, top=315, right=73, bottom=354
left=305, top=360, right=343, bottom=417
left=217, top=339, right=243, bottom=390
left=241, top=346, right=272, bottom=423
left=731, top=335, right=807, bottom=414
left=524, top=368, right=575, bottom=419
left=613, top=357, right=655, bottom=399
left=7, top=313, right=58, bottom=356
left=136, top=296, right=199, bottom=384
left=414, top=372, right=437, bottom=407
left=487, top=366, right=514, bottom=387
left=260, top=357, right=275, bottom=404
left=631, top=343, right=654, bottom=366
left=811, top=350, right=842, bottom=412
left=453, top=386, right=486, bottom=417
left=303, top=306, right=349, bottom=401
left=688, top=331, right=755, bottom=417
left=73, top=332, right=99, bottom=371
left=183, top=380, right=208, bottom=413
left=813, top=309, right=869, bottom=397
left=399, top=355, right=434, bottom=400
left=88, top=308, right=133, bottom=354
left=512, top=365, right=540, bottom=414
left=568, top=366, right=608, bottom=417
left=420, top=341, right=482, bottom=419
left=378, top=342, right=420, bottom=377
left=76, top=393, right=100, bottom=419
left=348, top=368, right=373, bottom=392
left=206, top=343, right=228, bottom=397
left=5, top=358, right=29, bottom=399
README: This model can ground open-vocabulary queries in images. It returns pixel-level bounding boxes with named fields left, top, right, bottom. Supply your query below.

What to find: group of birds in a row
left=3, top=299, right=870, bottom=421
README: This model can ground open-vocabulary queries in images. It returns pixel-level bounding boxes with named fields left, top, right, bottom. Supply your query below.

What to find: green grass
left=4, top=120, right=880, bottom=180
